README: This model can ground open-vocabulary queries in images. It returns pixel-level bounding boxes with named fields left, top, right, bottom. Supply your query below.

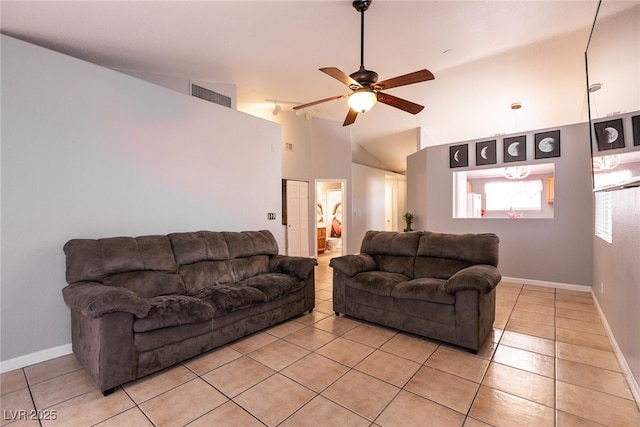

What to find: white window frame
left=594, top=191, right=613, bottom=244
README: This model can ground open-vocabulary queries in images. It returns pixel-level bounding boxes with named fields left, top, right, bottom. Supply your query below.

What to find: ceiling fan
left=293, top=0, right=435, bottom=126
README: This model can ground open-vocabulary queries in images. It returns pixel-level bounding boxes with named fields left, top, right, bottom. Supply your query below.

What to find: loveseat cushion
left=360, top=230, right=422, bottom=257
left=193, top=284, right=267, bottom=315
left=238, top=273, right=305, bottom=302
left=391, top=279, right=456, bottom=304
left=446, top=264, right=502, bottom=294
left=347, top=271, right=410, bottom=296
left=329, top=254, right=377, bottom=277
left=373, top=255, right=416, bottom=278
left=414, top=232, right=499, bottom=279
left=133, top=295, right=216, bottom=333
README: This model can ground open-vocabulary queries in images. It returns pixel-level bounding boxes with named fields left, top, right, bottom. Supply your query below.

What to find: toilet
left=325, top=237, right=342, bottom=253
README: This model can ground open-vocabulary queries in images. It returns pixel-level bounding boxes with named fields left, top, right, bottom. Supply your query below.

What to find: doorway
left=315, top=180, right=346, bottom=257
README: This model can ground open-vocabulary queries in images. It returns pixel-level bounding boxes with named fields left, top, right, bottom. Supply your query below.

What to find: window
left=485, top=180, right=543, bottom=211
left=595, top=191, right=613, bottom=243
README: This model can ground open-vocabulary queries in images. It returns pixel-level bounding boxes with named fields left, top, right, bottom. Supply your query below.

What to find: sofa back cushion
left=360, top=231, right=421, bottom=278
left=222, top=230, right=279, bottom=258
left=169, top=230, right=278, bottom=292
left=169, top=231, right=234, bottom=293
left=63, top=235, right=184, bottom=298
left=414, top=231, right=500, bottom=279
left=168, top=231, right=230, bottom=265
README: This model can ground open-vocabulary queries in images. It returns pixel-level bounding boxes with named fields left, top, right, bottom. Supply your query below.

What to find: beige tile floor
left=2, top=254, right=640, bottom=426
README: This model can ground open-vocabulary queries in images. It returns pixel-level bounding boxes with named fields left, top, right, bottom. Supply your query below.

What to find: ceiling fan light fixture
left=503, top=165, right=531, bottom=180
left=348, top=89, right=377, bottom=113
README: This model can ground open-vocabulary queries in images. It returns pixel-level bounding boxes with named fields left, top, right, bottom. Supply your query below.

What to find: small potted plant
left=403, top=212, right=414, bottom=232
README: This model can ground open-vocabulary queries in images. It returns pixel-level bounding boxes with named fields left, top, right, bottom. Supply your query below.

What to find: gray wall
left=592, top=186, right=640, bottom=392
left=408, top=122, right=593, bottom=287
left=1, top=36, right=282, bottom=364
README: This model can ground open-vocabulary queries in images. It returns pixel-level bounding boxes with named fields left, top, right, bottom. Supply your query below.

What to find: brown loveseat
left=62, top=230, right=316, bottom=395
left=330, top=230, right=500, bottom=352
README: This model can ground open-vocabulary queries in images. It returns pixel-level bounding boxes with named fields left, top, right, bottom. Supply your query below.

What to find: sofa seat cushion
left=347, top=271, right=410, bottom=297
left=193, top=284, right=267, bottom=315
left=133, top=295, right=216, bottom=333
left=391, top=279, right=456, bottom=304
left=238, top=273, right=305, bottom=302
left=103, top=271, right=185, bottom=299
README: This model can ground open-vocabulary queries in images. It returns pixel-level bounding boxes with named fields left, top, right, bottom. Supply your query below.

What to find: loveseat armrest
left=445, top=265, right=502, bottom=295
left=62, top=281, right=150, bottom=319
left=329, top=254, right=377, bottom=277
left=269, top=255, right=318, bottom=281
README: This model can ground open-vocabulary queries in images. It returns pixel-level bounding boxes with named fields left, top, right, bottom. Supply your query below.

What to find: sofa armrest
left=269, top=255, right=318, bottom=281
left=62, top=281, right=150, bottom=318
left=445, top=265, right=502, bottom=294
left=329, top=254, right=377, bottom=277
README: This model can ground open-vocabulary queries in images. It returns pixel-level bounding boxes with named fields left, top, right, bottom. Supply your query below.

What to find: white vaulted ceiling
left=3, top=0, right=632, bottom=172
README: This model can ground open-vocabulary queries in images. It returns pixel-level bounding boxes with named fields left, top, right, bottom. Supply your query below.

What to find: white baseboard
left=591, top=291, right=640, bottom=405
left=501, top=276, right=591, bottom=293
left=0, top=343, right=72, bottom=374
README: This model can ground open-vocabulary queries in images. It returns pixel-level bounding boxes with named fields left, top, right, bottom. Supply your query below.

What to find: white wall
left=593, top=187, right=640, bottom=396
left=408, top=122, right=593, bottom=287
left=1, top=35, right=282, bottom=364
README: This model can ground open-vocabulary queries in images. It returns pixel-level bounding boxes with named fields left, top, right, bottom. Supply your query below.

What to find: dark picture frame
left=449, top=144, right=468, bottom=168
left=535, top=130, right=561, bottom=159
left=475, top=140, right=497, bottom=165
left=632, top=115, right=640, bottom=146
left=503, top=135, right=526, bottom=162
left=594, top=118, right=625, bottom=151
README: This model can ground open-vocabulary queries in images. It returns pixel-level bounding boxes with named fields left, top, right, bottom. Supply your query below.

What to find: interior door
left=285, top=180, right=309, bottom=257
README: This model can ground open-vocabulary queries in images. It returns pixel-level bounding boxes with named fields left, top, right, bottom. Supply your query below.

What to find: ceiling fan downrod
left=351, top=0, right=378, bottom=86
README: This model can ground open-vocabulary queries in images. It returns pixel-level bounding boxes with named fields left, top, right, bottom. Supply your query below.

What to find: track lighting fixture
left=265, top=99, right=303, bottom=117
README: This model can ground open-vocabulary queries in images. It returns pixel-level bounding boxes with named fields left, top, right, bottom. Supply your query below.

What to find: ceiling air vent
left=191, top=84, right=232, bottom=108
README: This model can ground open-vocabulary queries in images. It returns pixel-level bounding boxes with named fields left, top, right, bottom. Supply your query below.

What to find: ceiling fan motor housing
left=350, top=67, right=378, bottom=88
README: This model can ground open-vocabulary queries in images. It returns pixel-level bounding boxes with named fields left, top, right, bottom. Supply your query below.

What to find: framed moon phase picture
left=503, top=136, right=526, bottom=162
left=449, top=144, right=468, bottom=168
left=632, top=115, right=639, bottom=146
left=594, top=119, right=625, bottom=151
left=476, top=140, right=497, bottom=165
left=535, top=130, right=561, bottom=159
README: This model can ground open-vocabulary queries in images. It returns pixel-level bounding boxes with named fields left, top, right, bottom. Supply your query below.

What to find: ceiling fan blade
left=320, top=67, right=362, bottom=88
left=374, top=69, right=434, bottom=91
left=343, top=108, right=358, bottom=126
left=377, top=92, right=425, bottom=114
left=293, top=94, right=347, bottom=110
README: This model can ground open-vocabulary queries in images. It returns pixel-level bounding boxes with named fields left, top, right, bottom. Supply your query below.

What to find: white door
left=285, top=180, right=310, bottom=257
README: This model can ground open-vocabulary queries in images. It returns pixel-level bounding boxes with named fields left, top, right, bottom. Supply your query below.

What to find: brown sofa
left=330, top=230, right=500, bottom=352
left=62, top=230, right=316, bottom=395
